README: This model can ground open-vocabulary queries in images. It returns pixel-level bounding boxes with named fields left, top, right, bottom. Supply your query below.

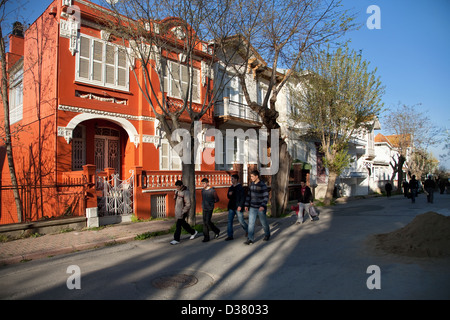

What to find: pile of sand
left=374, top=212, right=450, bottom=258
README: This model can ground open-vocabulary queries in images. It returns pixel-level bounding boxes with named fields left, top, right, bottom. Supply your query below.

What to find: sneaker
left=170, top=240, right=180, bottom=245
left=225, top=237, right=234, bottom=241
left=263, top=235, right=270, bottom=241
left=214, top=232, right=220, bottom=239
left=190, top=230, right=198, bottom=240
left=202, top=238, right=210, bottom=242
left=244, top=239, right=254, bottom=245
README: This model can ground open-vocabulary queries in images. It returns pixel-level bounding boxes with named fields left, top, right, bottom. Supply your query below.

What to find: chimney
left=12, top=21, right=24, bottom=37
left=9, top=21, right=24, bottom=56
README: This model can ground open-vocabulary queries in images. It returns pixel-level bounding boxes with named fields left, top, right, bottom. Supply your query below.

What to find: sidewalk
left=0, top=212, right=229, bottom=266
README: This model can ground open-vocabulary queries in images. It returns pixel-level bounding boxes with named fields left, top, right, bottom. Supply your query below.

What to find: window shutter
left=93, top=40, right=103, bottom=82
left=79, top=37, right=90, bottom=79
left=161, top=142, right=169, bottom=170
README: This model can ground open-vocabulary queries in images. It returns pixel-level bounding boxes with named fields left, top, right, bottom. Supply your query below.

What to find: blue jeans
left=411, top=188, right=417, bottom=203
left=247, top=207, right=270, bottom=241
left=227, top=209, right=248, bottom=237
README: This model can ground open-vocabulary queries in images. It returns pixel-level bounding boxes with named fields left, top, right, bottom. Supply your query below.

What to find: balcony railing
left=142, top=170, right=237, bottom=191
left=215, top=98, right=261, bottom=123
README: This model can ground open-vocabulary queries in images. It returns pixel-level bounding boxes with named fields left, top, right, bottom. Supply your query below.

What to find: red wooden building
left=0, top=0, right=234, bottom=226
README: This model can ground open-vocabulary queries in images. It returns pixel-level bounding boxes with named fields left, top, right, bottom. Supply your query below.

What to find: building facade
left=0, top=0, right=235, bottom=225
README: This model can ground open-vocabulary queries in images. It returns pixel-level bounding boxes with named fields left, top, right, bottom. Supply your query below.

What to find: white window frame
left=76, top=34, right=129, bottom=91
left=160, top=139, right=201, bottom=170
left=160, top=139, right=182, bottom=170
left=9, top=66, right=23, bottom=125
left=163, top=59, right=200, bottom=103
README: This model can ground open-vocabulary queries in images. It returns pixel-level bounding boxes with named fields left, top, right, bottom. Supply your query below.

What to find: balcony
left=215, top=98, right=262, bottom=127
left=141, top=170, right=237, bottom=192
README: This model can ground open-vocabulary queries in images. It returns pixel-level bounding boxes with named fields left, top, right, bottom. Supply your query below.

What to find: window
left=159, top=139, right=201, bottom=170
left=9, top=67, right=23, bottom=124
left=77, top=35, right=129, bottom=90
left=72, top=125, right=86, bottom=171
left=257, top=82, right=266, bottom=105
left=160, top=140, right=182, bottom=170
left=163, top=59, right=200, bottom=102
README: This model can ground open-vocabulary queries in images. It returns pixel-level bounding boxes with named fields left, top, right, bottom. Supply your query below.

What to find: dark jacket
left=298, top=186, right=313, bottom=203
left=245, top=180, right=269, bottom=209
left=227, top=183, right=245, bottom=211
left=424, top=178, right=436, bottom=189
left=201, top=187, right=219, bottom=212
left=409, top=178, right=419, bottom=190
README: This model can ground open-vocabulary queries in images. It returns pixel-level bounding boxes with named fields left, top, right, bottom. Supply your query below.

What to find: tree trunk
left=397, top=155, right=406, bottom=190
left=324, top=171, right=338, bottom=206
left=269, top=139, right=291, bottom=217
left=182, top=145, right=197, bottom=226
left=0, top=28, right=24, bottom=222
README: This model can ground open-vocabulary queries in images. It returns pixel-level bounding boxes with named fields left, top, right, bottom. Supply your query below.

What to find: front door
left=94, top=127, right=120, bottom=175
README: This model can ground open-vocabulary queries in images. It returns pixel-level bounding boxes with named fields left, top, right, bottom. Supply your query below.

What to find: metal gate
left=97, top=171, right=134, bottom=216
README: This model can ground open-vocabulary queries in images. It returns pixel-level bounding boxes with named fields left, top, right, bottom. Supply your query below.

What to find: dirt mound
left=374, top=212, right=450, bottom=258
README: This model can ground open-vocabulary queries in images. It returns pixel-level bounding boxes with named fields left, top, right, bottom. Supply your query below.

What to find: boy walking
left=225, top=174, right=248, bottom=241
left=201, top=178, right=220, bottom=242
left=171, top=180, right=198, bottom=245
left=244, top=170, right=270, bottom=245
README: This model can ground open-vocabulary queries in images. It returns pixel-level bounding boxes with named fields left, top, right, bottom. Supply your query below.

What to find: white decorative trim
left=142, top=134, right=161, bottom=148
left=58, top=126, right=74, bottom=143
left=60, top=18, right=79, bottom=55
left=75, top=91, right=127, bottom=105
left=201, top=61, right=214, bottom=86
left=171, top=26, right=186, bottom=40
left=58, top=105, right=143, bottom=147
left=178, top=53, right=187, bottom=63
left=101, top=30, right=111, bottom=41
left=58, top=105, right=155, bottom=122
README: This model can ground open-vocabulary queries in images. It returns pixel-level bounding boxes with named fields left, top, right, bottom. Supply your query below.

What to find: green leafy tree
left=290, top=46, right=384, bottom=205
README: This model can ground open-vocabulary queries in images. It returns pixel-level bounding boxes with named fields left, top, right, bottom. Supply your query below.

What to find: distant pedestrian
left=244, top=170, right=270, bottom=245
left=171, top=180, right=197, bottom=245
left=296, top=181, right=315, bottom=224
left=201, top=178, right=220, bottom=242
left=424, top=175, right=436, bottom=203
left=225, top=174, right=248, bottom=241
left=409, top=175, right=419, bottom=203
left=402, top=180, right=409, bottom=197
left=438, top=178, right=446, bottom=194
left=385, top=182, right=392, bottom=197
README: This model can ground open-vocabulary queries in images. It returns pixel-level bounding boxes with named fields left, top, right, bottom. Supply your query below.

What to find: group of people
left=401, top=174, right=438, bottom=204
left=170, top=169, right=272, bottom=245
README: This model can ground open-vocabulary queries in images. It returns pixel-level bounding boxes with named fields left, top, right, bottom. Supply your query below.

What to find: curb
left=0, top=212, right=230, bottom=266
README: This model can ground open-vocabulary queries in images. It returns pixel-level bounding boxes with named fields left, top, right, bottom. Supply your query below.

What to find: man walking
left=201, top=178, right=220, bottom=242
left=225, top=174, right=248, bottom=241
left=409, top=175, right=419, bottom=203
left=424, top=175, right=436, bottom=203
left=171, top=180, right=198, bottom=245
left=296, top=181, right=315, bottom=224
left=244, top=170, right=270, bottom=245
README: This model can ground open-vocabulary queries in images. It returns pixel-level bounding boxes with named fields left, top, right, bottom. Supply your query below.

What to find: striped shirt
left=245, top=180, right=269, bottom=209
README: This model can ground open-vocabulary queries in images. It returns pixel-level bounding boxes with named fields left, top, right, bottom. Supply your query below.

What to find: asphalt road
left=1, top=193, right=449, bottom=302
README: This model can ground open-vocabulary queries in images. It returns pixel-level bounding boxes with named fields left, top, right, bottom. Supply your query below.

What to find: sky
left=3, top=0, right=450, bottom=168
left=340, top=0, right=450, bottom=168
